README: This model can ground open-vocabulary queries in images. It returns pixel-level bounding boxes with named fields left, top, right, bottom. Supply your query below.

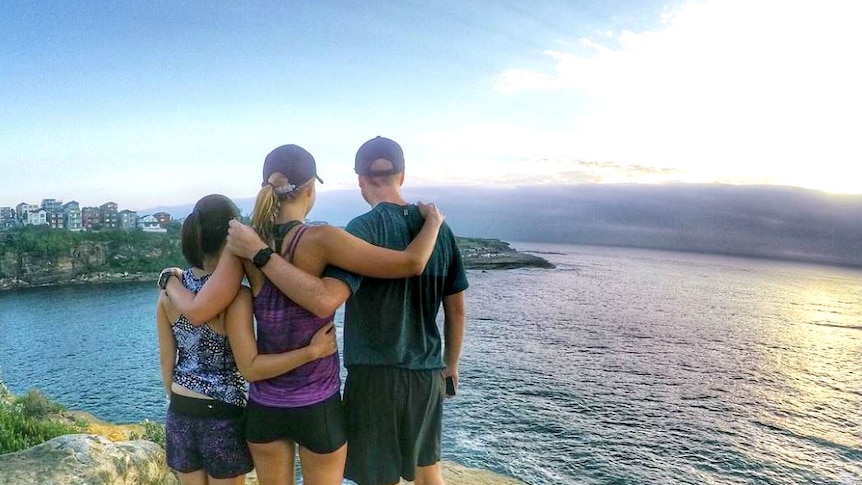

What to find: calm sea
left=1, top=243, right=860, bottom=484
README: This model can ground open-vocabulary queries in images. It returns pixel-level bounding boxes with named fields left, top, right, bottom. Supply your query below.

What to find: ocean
left=1, top=243, right=860, bottom=484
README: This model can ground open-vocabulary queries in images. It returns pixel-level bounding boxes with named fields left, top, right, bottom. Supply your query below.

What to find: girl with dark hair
left=156, top=193, right=337, bottom=485
left=162, top=144, right=443, bottom=485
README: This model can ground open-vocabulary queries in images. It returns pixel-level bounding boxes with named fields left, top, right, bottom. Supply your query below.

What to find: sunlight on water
left=752, top=270, right=862, bottom=463
left=2, top=246, right=861, bottom=484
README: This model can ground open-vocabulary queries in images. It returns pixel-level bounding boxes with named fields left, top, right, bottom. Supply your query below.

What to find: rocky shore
left=0, top=271, right=157, bottom=291
left=0, top=238, right=552, bottom=291
left=457, top=237, right=554, bottom=270
left=1, top=372, right=526, bottom=485
left=0, top=437, right=527, bottom=485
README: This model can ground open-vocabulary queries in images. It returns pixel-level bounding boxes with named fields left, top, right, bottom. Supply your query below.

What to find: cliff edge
left=0, top=234, right=553, bottom=290
left=0, top=382, right=526, bottom=485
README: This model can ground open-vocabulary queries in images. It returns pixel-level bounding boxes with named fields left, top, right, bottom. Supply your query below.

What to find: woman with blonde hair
left=163, top=144, right=443, bottom=485
left=157, top=193, right=337, bottom=485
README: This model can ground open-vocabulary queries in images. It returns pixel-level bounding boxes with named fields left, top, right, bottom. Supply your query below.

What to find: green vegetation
left=129, top=419, right=166, bottom=449
left=0, top=226, right=551, bottom=289
left=0, top=389, right=85, bottom=454
left=0, top=225, right=184, bottom=281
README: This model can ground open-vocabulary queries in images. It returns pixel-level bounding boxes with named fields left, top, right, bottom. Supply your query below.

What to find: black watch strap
left=252, top=247, right=275, bottom=269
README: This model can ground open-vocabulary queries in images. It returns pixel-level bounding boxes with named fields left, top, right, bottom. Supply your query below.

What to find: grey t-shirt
left=324, top=202, right=468, bottom=370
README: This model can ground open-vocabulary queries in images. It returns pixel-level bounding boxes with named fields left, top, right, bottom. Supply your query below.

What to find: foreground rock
left=0, top=434, right=525, bottom=485
left=0, top=434, right=177, bottom=485
left=1, top=380, right=525, bottom=484
left=419, top=462, right=527, bottom=485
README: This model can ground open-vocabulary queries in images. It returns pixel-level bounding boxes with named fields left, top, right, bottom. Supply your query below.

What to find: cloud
left=406, top=154, right=686, bottom=186
left=492, top=0, right=862, bottom=194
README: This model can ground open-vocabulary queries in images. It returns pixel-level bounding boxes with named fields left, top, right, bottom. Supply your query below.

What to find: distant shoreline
left=0, top=271, right=157, bottom=292
left=521, top=240, right=862, bottom=271
left=457, top=237, right=555, bottom=270
left=4, top=240, right=860, bottom=293
left=0, top=238, right=554, bottom=292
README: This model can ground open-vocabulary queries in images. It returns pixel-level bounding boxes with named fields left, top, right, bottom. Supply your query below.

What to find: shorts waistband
left=169, top=392, right=244, bottom=419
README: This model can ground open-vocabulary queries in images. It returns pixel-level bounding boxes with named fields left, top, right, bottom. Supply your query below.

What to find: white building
left=23, top=209, right=47, bottom=226
left=137, top=214, right=166, bottom=233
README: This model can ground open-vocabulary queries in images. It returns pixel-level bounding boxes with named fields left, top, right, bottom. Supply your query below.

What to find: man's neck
left=365, top=188, right=407, bottom=208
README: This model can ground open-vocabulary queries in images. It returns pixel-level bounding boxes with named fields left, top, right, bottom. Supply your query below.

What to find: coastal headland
left=458, top=237, right=554, bottom=270
left=0, top=231, right=553, bottom=291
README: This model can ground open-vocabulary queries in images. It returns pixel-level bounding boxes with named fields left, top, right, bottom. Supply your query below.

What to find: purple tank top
left=250, top=225, right=340, bottom=408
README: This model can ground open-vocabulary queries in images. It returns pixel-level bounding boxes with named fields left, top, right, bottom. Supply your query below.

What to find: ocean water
left=1, top=243, right=860, bottom=484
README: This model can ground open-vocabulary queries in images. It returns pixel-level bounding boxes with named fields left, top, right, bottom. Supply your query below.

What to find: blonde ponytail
left=250, top=183, right=280, bottom=247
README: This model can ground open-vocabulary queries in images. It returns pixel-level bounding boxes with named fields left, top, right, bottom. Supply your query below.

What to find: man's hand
left=226, top=219, right=268, bottom=260
left=443, top=366, right=459, bottom=398
left=417, top=201, right=445, bottom=227
left=309, top=322, right=337, bottom=359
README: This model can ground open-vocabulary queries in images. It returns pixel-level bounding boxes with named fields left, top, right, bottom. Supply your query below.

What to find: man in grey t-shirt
left=326, top=136, right=468, bottom=485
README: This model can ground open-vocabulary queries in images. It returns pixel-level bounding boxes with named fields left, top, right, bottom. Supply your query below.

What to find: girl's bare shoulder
left=302, top=224, right=346, bottom=242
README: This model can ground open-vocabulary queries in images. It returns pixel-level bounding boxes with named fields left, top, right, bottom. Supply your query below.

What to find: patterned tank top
left=250, top=224, right=340, bottom=408
left=171, top=269, right=247, bottom=407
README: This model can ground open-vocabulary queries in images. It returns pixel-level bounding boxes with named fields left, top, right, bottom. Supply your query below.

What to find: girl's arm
left=163, top=250, right=244, bottom=324
left=320, top=201, right=444, bottom=278
left=155, top=295, right=176, bottom=398
left=223, top=202, right=443, bottom=318
left=225, top=287, right=338, bottom=382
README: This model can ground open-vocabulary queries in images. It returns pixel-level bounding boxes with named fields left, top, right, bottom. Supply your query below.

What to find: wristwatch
left=252, top=247, right=275, bottom=269
left=158, top=269, right=177, bottom=290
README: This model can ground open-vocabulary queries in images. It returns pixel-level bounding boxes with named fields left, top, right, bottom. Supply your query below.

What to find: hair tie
left=274, top=182, right=298, bottom=195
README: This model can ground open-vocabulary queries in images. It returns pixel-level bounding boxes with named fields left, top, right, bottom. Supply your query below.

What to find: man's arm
left=442, top=290, right=466, bottom=396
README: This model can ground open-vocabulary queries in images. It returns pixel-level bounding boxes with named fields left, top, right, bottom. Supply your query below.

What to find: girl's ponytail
left=180, top=209, right=204, bottom=269
left=250, top=182, right=279, bottom=247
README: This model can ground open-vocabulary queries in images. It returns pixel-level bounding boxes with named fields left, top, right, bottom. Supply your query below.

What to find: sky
left=2, top=0, right=861, bottom=211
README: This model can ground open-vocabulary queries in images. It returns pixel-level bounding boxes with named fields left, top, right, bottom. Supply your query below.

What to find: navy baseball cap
left=262, top=144, right=324, bottom=190
left=354, top=136, right=405, bottom=176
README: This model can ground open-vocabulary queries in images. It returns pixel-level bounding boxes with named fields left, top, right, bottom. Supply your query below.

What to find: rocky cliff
left=0, top=231, right=552, bottom=291
left=0, top=228, right=181, bottom=290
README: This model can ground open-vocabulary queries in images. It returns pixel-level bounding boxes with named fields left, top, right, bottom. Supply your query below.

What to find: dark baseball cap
left=262, top=144, right=323, bottom=189
left=354, top=136, right=405, bottom=176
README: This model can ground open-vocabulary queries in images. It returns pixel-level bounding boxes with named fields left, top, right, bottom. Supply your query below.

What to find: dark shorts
left=245, top=391, right=346, bottom=454
left=165, top=393, right=253, bottom=479
left=344, top=366, right=444, bottom=485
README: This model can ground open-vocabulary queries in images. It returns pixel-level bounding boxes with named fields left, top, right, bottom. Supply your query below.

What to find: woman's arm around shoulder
left=315, top=202, right=445, bottom=278
left=163, top=251, right=244, bottom=324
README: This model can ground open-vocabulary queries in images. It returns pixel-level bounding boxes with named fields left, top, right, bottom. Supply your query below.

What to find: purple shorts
left=165, top=394, right=253, bottom=479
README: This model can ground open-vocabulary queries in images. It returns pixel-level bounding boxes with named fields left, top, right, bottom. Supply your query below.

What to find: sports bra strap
left=285, top=224, right=310, bottom=263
